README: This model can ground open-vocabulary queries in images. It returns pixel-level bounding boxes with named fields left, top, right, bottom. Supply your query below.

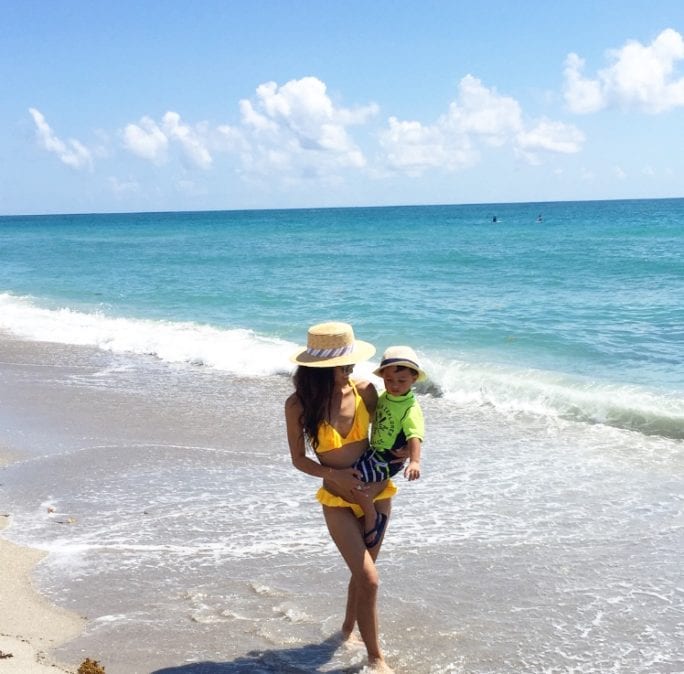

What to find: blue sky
left=2, top=1, right=684, bottom=214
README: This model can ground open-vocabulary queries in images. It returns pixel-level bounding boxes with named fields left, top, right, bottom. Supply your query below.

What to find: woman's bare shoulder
left=285, top=392, right=301, bottom=413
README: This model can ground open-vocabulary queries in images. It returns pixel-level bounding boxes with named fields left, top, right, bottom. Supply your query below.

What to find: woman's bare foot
left=339, top=628, right=362, bottom=645
left=366, top=657, right=395, bottom=673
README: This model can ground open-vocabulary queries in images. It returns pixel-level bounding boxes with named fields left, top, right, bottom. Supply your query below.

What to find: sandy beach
left=0, top=512, right=84, bottom=673
left=0, top=335, right=300, bottom=674
left=0, top=335, right=142, bottom=673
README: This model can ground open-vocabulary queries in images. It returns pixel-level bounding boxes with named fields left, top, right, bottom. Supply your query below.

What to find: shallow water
left=1, top=336, right=682, bottom=673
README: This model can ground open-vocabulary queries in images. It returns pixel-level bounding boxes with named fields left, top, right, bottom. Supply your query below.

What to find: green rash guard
left=371, top=389, right=424, bottom=452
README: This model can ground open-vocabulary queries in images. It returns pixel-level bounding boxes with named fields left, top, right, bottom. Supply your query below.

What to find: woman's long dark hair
left=293, top=366, right=335, bottom=451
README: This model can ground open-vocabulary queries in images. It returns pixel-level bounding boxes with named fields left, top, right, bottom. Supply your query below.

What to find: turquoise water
left=1, top=199, right=683, bottom=672
left=1, top=199, right=683, bottom=437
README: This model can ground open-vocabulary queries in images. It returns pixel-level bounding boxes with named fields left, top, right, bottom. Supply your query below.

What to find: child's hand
left=404, top=460, right=421, bottom=481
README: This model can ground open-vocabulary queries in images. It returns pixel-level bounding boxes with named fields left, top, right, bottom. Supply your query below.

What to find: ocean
left=0, top=199, right=682, bottom=673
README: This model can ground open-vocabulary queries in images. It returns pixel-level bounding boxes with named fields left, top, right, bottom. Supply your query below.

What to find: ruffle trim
left=315, top=480, right=397, bottom=518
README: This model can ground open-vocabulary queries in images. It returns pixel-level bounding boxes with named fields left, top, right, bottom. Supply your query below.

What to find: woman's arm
left=285, top=393, right=365, bottom=493
left=285, top=394, right=330, bottom=479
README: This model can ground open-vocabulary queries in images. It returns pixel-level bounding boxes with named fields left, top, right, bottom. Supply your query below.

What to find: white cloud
left=379, top=116, right=476, bottom=175
left=564, top=28, right=684, bottom=113
left=161, top=112, right=212, bottom=169
left=122, top=113, right=212, bottom=169
left=445, top=75, right=523, bottom=143
left=239, top=99, right=278, bottom=132
left=120, top=77, right=374, bottom=180
left=122, top=116, right=168, bottom=163
left=379, top=75, right=583, bottom=175
left=516, top=119, right=585, bottom=154
left=563, top=54, right=605, bottom=114
left=237, top=76, right=375, bottom=174
left=28, top=108, right=93, bottom=170
left=214, top=123, right=249, bottom=158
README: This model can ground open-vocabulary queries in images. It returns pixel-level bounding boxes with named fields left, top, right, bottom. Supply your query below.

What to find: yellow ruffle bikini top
left=315, top=380, right=370, bottom=453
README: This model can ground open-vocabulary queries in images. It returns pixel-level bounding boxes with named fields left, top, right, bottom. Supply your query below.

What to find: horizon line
left=2, top=194, right=683, bottom=219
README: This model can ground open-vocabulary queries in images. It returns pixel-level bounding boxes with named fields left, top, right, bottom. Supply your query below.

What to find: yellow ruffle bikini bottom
left=316, top=480, right=397, bottom=518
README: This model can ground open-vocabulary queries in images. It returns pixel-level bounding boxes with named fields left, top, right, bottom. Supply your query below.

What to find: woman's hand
left=325, top=466, right=366, bottom=496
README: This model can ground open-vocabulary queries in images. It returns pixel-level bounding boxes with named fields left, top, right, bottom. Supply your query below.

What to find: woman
left=285, top=321, right=399, bottom=672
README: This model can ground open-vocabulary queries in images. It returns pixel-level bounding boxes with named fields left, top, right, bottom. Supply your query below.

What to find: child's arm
left=402, top=400, right=424, bottom=481
left=403, top=436, right=422, bottom=481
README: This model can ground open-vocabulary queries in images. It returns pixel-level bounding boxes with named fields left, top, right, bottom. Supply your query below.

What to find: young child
left=353, top=346, right=426, bottom=547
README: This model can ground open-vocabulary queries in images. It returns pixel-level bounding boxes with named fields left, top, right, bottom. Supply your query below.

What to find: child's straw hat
left=373, top=345, right=427, bottom=381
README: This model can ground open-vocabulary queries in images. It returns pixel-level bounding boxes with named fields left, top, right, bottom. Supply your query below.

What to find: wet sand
left=0, top=333, right=173, bottom=673
left=0, top=514, right=84, bottom=673
left=4, top=331, right=682, bottom=673
left=0, top=340, right=86, bottom=672
left=0, top=332, right=294, bottom=673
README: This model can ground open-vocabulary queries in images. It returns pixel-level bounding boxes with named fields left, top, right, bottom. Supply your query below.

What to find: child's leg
left=354, top=480, right=389, bottom=546
left=352, top=448, right=392, bottom=546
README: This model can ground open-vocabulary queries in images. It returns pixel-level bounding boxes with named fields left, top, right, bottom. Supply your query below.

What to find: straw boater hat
left=373, top=345, right=427, bottom=382
left=290, top=322, right=376, bottom=367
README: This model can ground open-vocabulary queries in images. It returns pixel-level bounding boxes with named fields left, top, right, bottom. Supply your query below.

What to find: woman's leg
left=341, top=495, right=391, bottom=630
left=323, top=499, right=392, bottom=667
left=341, top=575, right=358, bottom=638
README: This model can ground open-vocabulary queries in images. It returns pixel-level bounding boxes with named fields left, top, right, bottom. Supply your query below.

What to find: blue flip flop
left=363, top=512, right=388, bottom=549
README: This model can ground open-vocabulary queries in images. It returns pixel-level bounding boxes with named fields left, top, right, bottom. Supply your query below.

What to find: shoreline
left=0, top=334, right=124, bottom=673
left=0, top=331, right=296, bottom=672
left=0, top=337, right=90, bottom=673
left=0, top=514, right=85, bottom=674
left=2, top=332, right=681, bottom=672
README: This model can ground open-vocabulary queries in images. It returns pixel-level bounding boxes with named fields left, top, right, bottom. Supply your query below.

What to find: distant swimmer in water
left=537, top=214, right=543, bottom=222
left=492, top=215, right=497, bottom=223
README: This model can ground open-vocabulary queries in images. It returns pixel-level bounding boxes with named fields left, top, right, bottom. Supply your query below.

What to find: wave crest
left=428, top=357, right=684, bottom=440
left=2, top=293, right=682, bottom=439
left=0, top=292, right=295, bottom=377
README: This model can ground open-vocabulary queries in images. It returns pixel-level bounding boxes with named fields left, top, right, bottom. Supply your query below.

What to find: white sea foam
left=424, top=353, right=684, bottom=439
left=0, top=292, right=295, bottom=377
left=2, top=292, right=682, bottom=438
